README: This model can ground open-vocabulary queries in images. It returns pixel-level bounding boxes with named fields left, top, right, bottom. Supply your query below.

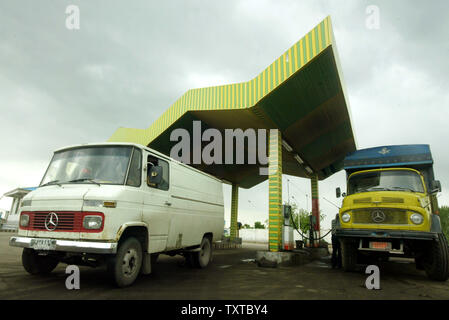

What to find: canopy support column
left=268, top=130, right=283, bottom=252
left=230, top=183, right=239, bottom=240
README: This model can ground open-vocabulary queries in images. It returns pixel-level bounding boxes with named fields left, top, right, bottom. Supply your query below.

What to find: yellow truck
left=336, top=145, right=448, bottom=281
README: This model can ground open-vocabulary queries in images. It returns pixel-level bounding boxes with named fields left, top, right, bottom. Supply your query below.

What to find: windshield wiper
left=368, top=187, right=393, bottom=191
left=391, top=186, right=416, bottom=193
left=40, top=180, right=62, bottom=187
left=355, top=187, right=391, bottom=194
left=68, top=178, right=101, bottom=186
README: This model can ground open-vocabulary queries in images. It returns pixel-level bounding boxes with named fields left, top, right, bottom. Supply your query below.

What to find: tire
left=341, top=239, right=357, bottom=272
left=423, top=233, right=449, bottom=281
left=108, top=237, right=143, bottom=287
left=22, top=248, right=59, bottom=275
left=192, top=236, right=212, bottom=269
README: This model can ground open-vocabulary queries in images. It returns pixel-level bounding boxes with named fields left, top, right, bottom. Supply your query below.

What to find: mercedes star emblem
left=371, top=210, right=386, bottom=223
left=45, top=212, right=59, bottom=231
left=378, top=147, right=391, bottom=155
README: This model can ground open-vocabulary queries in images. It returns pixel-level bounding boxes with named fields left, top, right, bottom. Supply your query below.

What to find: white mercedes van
left=9, top=142, right=224, bottom=287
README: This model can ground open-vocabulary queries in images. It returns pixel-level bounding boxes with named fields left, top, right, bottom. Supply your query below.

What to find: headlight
left=410, top=213, right=424, bottom=225
left=83, top=215, right=103, bottom=230
left=20, top=214, right=30, bottom=227
left=341, top=212, right=351, bottom=223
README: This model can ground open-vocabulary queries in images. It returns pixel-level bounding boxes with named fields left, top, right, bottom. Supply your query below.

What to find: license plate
left=370, top=241, right=391, bottom=250
left=30, top=239, right=56, bottom=250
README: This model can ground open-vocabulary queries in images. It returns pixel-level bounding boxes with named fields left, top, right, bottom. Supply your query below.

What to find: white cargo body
left=10, top=142, right=224, bottom=287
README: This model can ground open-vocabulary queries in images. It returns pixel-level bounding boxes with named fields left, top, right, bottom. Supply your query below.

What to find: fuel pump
left=309, top=215, right=315, bottom=247
left=282, top=204, right=294, bottom=251
left=308, top=215, right=318, bottom=247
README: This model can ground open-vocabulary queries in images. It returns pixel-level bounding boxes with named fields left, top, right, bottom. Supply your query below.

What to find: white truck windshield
left=40, top=146, right=133, bottom=186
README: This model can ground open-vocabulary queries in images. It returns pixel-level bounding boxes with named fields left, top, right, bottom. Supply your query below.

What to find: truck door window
left=126, top=148, right=142, bottom=187
left=147, top=155, right=169, bottom=191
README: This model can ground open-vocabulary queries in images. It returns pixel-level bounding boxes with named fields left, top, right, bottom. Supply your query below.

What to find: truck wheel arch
left=116, top=222, right=150, bottom=253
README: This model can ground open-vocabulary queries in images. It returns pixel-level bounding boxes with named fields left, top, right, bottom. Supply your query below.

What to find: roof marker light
left=282, top=140, right=293, bottom=152
left=294, top=154, right=304, bottom=164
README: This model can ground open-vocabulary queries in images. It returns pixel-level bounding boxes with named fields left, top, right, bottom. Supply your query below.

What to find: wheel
left=22, top=248, right=59, bottom=275
left=108, top=237, right=143, bottom=287
left=423, top=233, right=449, bottom=281
left=341, top=239, right=357, bottom=272
left=192, top=236, right=212, bottom=268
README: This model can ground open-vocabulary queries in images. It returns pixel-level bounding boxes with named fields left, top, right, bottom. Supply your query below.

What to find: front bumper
left=9, top=236, right=117, bottom=254
left=336, top=228, right=438, bottom=241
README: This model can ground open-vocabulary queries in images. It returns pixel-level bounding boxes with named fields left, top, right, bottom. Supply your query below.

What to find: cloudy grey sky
left=1, top=0, right=448, bottom=233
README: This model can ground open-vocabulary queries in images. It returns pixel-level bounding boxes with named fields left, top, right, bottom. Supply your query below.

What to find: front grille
left=352, top=208, right=408, bottom=225
left=28, top=212, right=83, bottom=232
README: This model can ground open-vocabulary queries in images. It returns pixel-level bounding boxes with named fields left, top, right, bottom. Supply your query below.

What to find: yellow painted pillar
left=268, top=129, right=283, bottom=252
left=230, top=183, right=239, bottom=240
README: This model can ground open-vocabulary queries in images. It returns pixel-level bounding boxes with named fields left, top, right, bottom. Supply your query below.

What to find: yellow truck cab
left=335, top=145, right=448, bottom=281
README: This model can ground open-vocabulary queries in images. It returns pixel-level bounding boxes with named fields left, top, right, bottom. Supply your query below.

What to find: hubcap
left=122, top=248, right=138, bottom=277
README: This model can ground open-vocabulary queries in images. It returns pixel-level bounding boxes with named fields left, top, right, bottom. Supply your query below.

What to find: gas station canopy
left=109, top=16, right=356, bottom=188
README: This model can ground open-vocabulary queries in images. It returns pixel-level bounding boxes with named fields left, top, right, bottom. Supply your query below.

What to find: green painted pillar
left=310, top=174, right=320, bottom=247
left=268, top=129, right=282, bottom=252
left=230, top=183, right=239, bottom=240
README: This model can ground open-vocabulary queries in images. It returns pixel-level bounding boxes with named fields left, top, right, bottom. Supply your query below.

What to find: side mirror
left=336, top=187, right=341, bottom=198
left=431, top=180, right=442, bottom=194
left=148, top=165, right=163, bottom=185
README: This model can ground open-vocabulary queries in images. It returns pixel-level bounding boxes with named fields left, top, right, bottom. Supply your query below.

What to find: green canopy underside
left=150, top=47, right=355, bottom=188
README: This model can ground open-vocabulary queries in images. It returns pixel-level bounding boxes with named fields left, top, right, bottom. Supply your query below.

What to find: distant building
left=1, top=187, right=36, bottom=230
left=0, top=210, right=8, bottom=221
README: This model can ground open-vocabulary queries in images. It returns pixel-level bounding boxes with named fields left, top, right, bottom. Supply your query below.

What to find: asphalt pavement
left=0, top=232, right=448, bottom=299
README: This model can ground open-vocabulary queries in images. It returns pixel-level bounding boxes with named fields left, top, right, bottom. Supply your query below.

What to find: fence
left=239, top=228, right=332, bottom=244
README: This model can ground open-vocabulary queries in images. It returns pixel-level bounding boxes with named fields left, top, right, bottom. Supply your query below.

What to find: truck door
left=142, top=152, right=171, bottom=253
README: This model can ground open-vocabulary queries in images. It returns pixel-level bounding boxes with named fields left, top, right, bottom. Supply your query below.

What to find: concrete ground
left=0, top=232, right=448, bottom=300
